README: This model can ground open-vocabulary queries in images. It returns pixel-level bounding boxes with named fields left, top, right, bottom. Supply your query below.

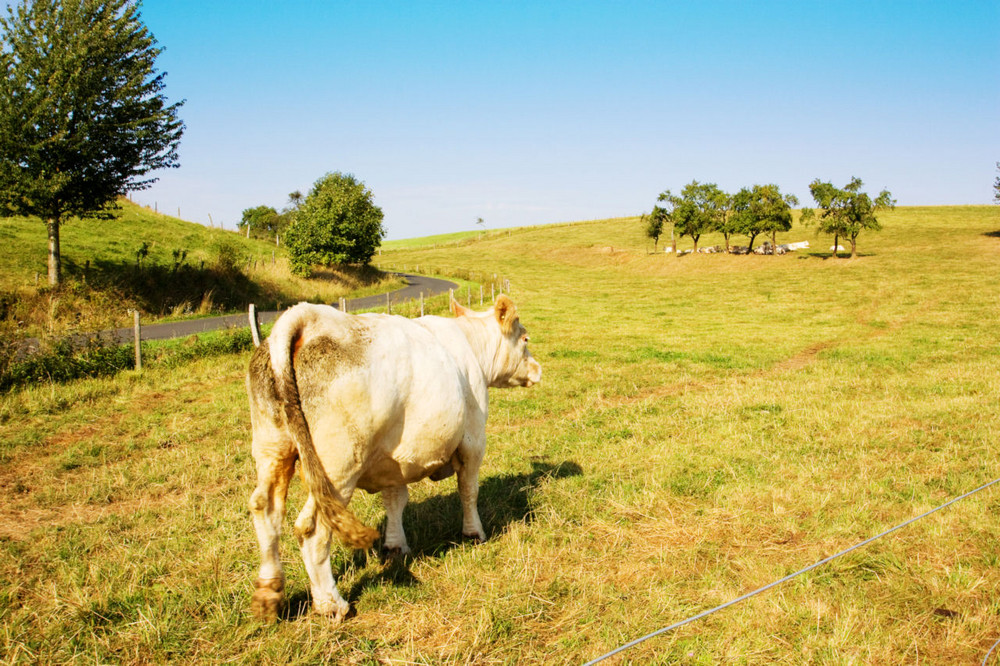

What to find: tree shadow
left=803, top=251, right=874, bottom=260
left=62, top=255, right=266, bottom=313
left=983, top=230, right=1000, bottom=238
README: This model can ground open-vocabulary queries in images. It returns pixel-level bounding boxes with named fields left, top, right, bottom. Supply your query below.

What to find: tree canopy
left=801, top=177, right=894, bottom=258
left=284, top=172, right=385, bottom=276
left=0, top=0, right=184, bottom=285
left=239, top=205, right=280, bottom=240
left=659, top=181, right=727, bottom=253
left=732, top=184, right=798, bottom=252
left=644, top=206, right=669, bottom=252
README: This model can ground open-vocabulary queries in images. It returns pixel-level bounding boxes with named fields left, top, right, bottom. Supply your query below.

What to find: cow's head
left=452, top=294, right=542, bottom=388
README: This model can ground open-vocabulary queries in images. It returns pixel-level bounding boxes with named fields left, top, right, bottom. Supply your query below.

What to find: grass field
left=1, top=206, right=999, bottom=663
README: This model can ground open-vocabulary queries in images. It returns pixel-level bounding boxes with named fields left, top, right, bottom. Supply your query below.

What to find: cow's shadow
left=280, top=459, right=583, bottom=618
left=347, top=459, right=581, bottom=603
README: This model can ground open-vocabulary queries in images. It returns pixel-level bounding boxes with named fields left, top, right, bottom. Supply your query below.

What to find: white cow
left=246, top=295, right=541, bottom=621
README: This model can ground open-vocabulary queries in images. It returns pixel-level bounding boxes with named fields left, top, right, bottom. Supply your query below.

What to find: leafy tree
left=272, top=191, right=305, bottom=246
left=730, top=187, right=758, bottom=250
left=239, top=205, right=279, bottom=239
left=731, top=184, right=798, bottom=253
left=659, top=181, right=725, bottom=253
left=709, top=188, right=735, bottom=252
left=0, top=0, right=184, bottom=286
left=644, top=206, right=669, bottom=252
left=284, top=172, right=385, bottom=276
left=801, top=177, right=894, bottom=258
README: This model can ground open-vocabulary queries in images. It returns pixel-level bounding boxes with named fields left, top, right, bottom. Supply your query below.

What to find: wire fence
left=584, top=476, right=1000, bottom=665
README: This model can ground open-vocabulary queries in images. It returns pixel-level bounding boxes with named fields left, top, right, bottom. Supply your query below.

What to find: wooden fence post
left=386, top=292, right=391, bottom=314
left=248, top=304, right=261, bottom=347
left=479, top=284, right=483, bottom=306
left=133, top=310, right=142, bottom=372
left=420, top=292, right=424, bottom=317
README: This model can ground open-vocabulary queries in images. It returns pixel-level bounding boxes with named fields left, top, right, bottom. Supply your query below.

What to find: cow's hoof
left=381, top=545, right=411, bottom=561
left=251, top=577, right=285, bottom=622
left=462, top=531, right=486, bottom=544
left=314, top=597, right=352, bottom=622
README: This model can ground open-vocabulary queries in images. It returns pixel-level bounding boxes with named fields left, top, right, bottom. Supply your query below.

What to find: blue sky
left=133, top=1, right=999, bottom=239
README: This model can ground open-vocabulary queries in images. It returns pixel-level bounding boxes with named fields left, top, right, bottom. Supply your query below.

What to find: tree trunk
left=692, top=235, right=699, bottom=253
left=849, top=237, right=857, bottom=258
left=771, top=230, right=777, bottom=253
left=832, top=233, right=839, bottom=258
left=47, top=216, right=61, bottom=286
left=748, top=233, right=758, bottom=252
left=723, top=233, right=731, bottom=253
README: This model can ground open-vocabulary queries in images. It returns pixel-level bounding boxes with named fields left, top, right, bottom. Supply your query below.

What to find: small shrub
left=0, top=338, right=135, bottom=393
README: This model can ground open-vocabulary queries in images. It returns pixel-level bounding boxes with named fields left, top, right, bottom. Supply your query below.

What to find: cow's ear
left=450, top=295, right=471, bottom=317
left=494, top=295, right=518, bottom=334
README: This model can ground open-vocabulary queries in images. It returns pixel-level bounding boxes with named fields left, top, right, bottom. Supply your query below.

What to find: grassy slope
left=0, top=200, right=276, bottom=288
left=0, top=201, right=402, bottom=336
left=1, top=206, right=999, bottom=663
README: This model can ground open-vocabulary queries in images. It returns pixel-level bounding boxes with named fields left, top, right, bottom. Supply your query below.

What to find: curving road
left=17, top=273, right=459, bottom=355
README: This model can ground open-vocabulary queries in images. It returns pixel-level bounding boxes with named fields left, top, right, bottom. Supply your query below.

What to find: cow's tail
left=269, top=305, right=379, bottom=550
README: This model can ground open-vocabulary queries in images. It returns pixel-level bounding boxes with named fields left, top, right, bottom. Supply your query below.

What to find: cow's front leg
left=294, top=495, right=351, bottom=621
left=381, top=485, right=410, bottom=556
left=248, top=453, right=296, bottom=621
left=454, top=439, right=486, bottom=542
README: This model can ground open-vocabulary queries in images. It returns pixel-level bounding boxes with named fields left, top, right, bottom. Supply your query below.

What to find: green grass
left=0, top=200, right=404, bottom=339
left=1, top=205, right=1000, bottom=663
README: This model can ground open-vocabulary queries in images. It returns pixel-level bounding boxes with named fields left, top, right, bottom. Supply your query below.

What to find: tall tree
left=730, top=184, right=798, bottom=253
left=659, top=181, right=725, bottom=253
left=710, top=188, right=736, bottom=252
left=0, top=0, right=184, bottom=286
left=644, top=206, right=668, bottom=253
left=801, top=177, right=894, bottom=258
left=284, top=172, right=385, bottom=276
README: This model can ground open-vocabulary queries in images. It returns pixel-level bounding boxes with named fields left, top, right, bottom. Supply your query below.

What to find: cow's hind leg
left=295, top=494, right=351, bottom=621
left=381, top=485, right=410, bottom=556
left=249, top=453, right=296, bottom=621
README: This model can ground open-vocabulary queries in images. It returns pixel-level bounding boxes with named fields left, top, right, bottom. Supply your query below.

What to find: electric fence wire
left=984, top=635, right=1000, bottom=666
left=584, top=476, right=1000, bottom=665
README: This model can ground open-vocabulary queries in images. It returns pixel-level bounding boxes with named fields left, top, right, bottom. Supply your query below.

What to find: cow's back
left=290, top=309, right=485, bottom=492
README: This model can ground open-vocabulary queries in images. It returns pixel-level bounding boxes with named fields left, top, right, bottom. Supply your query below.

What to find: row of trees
left=647, top=181, right=797, bottom=254
left=242, top=172, right=385, bottom=277
left=646, top=178, right=895, bottom=258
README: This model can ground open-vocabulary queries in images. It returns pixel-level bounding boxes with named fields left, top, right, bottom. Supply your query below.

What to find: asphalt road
left=18, top=272, right=459, bottom=355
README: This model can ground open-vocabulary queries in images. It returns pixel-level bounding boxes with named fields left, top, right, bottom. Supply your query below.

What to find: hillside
left=0, top=200, right=402, bottom=338
left=3, top=205, right=1000, bottom=663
